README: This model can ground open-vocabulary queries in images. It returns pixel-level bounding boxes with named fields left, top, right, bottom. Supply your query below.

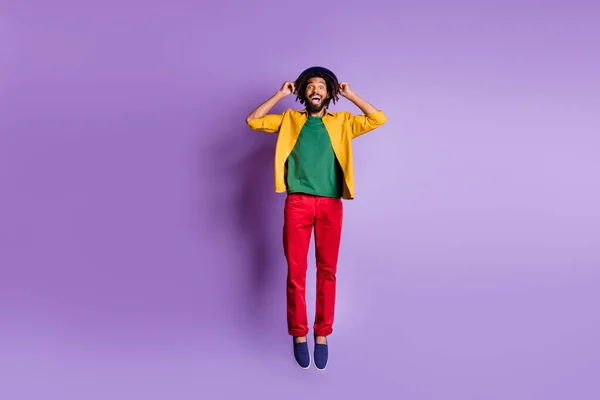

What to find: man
left=245, top=66, right=387, bottom=370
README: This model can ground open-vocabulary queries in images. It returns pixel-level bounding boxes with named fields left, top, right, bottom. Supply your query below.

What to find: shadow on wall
left=202, top=99, right=288, bottom=344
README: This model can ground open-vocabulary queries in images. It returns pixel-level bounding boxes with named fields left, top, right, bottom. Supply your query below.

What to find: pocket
left=285, top=193, right=304, bottom=206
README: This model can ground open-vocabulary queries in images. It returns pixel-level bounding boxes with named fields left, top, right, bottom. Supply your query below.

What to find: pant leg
left=313, top=196, right=343, bottom=336
left=283, top=194, right=315, bottom=337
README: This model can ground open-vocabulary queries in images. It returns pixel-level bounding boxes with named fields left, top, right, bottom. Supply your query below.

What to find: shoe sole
left=294, top=341, right=311, bottom=370
left=298, top=352, right=311, bottom=370
left=315, top=354, right=327, bottom=371
left=313, top=334, right=327, bottom=371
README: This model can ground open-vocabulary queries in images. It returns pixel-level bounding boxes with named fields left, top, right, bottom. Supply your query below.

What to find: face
left=304, top=77, right=329, bottom=113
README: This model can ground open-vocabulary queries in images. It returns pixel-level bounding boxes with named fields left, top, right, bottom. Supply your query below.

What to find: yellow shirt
left=246, top=108, right=387, bottom=200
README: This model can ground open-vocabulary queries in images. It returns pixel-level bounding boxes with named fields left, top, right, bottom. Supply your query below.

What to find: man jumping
left=245, top=66, right=387, bottom=370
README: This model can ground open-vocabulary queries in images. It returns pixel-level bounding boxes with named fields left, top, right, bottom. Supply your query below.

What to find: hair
left=294, top=66, right=340, bottom=107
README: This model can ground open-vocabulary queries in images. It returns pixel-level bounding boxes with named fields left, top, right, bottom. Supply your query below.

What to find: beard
left=306, top=98, right=327, bottom=114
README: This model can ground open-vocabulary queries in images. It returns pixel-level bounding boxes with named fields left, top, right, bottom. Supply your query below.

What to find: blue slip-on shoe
left=313, top=334, right=328, bottom=371
left=293, top=338, right=311, bottom=369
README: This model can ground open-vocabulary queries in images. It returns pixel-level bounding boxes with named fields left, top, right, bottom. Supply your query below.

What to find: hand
left=278, top=81, right=296, bottom=97
left=339, top=82, right=354, bottom=98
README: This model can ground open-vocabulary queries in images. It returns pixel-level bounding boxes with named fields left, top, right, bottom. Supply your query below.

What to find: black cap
left=297, top=66, right=338, bottom=84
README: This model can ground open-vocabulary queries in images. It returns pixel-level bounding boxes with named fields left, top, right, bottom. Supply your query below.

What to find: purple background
left=2, top=1, right=599, bottom=399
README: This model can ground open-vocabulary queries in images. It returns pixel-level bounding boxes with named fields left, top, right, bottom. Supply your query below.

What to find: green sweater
left=285, top=115, right=343, bottom=198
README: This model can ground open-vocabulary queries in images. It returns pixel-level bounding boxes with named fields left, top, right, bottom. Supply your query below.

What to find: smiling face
left=304, top=77, right=329, bottom=114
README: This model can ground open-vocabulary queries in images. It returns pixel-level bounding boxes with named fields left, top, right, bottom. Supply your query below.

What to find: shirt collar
left=299, top=108, right=334, bottom=116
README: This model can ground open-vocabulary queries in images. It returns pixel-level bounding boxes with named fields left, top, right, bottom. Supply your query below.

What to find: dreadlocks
left=294, top=66, right=340, bottom=107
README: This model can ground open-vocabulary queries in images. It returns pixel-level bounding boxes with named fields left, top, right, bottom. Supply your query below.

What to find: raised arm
left=246, top=81, right=295, bottom=124
left=339, top=82, right=387, bottom=138
left=339, top=82, right=379, bottom=115
left=245, top=81, right=295, bottom=133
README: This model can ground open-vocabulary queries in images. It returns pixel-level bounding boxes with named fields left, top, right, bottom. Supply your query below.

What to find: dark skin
left=246, top=77, right=378, bottom=122
left=246, top=77, right=379, bottom=345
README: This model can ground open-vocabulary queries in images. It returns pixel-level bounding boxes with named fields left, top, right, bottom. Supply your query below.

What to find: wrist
left=345, top=92, right=358, bottom=101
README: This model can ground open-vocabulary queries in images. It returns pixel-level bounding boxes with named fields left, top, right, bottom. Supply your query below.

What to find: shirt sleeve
left=246, top=113, right=284, bottom=133
left=348, top=110, right=387, bottom=139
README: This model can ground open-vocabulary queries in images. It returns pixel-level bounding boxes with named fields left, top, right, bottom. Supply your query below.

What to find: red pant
left=283, top=193, right=343, bottom=337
